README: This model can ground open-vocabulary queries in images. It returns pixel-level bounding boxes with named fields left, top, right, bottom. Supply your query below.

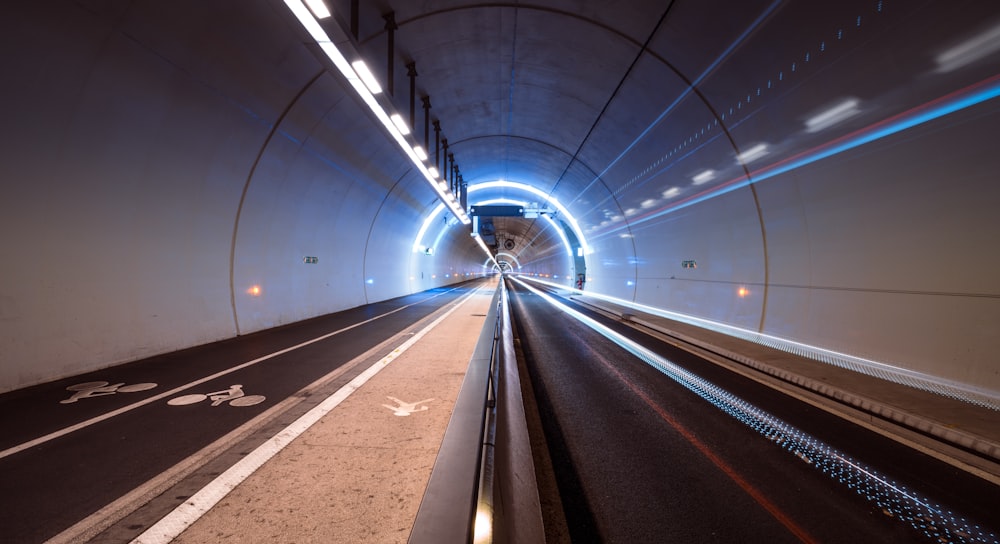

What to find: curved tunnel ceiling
left=332, top=0, right=1000, bottom=270
left=349, top=1, right=695, bottom=252
left=340, top=0, right=903, bottom=260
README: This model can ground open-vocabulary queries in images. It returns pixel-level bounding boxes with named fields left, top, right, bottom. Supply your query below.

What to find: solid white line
left=1, top=288, right=458, bottom=461
left=129, top=286, right=483, bottom=544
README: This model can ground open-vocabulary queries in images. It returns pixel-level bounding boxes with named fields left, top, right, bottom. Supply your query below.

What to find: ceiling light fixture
left=283, top=0, right=469, bottom=225
left=471, top=232, right=500, bottom=270
left=350, top=60, right=382, bottom=94
left=304, top=0, right=331, bottom=19
left=390, top=114, right=410, bottom=135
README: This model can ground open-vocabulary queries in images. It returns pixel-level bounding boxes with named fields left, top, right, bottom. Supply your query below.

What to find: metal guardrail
left=408, top=282, right=505, bottom=544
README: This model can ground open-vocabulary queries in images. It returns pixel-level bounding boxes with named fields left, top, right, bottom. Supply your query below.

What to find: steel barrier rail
left=408, top=282, right=504, bottom=544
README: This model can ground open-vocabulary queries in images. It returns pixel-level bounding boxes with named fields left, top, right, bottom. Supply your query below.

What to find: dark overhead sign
left=469, top=205, right=524, bottom=217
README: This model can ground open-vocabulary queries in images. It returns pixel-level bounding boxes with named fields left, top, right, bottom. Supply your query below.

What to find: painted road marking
left=0, top=287, right=463, bottom=461
left=129, top=285, right=483, bottom=544
left=60, top=381, right=158, bottom=404
left=167, top=385, right=266, bottom=408
left=382, top=396, right=434, bottom=416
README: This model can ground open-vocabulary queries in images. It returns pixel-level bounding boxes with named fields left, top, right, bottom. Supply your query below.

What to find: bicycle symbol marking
left=167, top=384, right=266, bottom=407
left=60, top=381, right=158, bottom=404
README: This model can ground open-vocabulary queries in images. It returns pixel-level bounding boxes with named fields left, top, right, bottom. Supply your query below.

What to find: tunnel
left=1, top=0, right=999, bottom=542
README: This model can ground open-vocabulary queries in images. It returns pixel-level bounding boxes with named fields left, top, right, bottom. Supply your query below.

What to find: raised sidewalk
left=137, top=281, right=497, bottom=543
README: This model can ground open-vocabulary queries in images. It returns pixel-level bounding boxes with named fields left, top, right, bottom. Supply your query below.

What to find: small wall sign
left=681, top=260, right=697, bottom=269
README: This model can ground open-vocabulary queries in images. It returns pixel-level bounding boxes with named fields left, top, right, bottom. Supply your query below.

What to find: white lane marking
left=44, top=296, right=478, bottom=544
left=129, top=286, right=483, bottom=544
left=1, top=287, right=462, bottom=461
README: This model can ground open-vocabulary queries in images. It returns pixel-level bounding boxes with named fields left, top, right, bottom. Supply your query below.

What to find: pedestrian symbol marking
left=382, top=396, right=434, bottom=416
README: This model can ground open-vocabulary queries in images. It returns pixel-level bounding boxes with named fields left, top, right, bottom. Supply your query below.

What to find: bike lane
left=0, top=283, right=484, bottom=543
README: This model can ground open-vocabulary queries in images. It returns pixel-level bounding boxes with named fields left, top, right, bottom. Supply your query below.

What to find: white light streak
left=512, top=276, right=999, bottom=543
left=935, top=22, right=1000, bottom=73
left=736, top=143, right=768, bottom=163
left=472, top=233, right=499, bottom=269
left=542, top=213, right=574, bottom=258
left=805, top=98, right=860, bottom=133
left=692, top=169, right=716, bottom=185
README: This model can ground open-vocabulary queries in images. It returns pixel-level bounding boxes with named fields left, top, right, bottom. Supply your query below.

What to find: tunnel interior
left=1, top=0, right=998, bottom=398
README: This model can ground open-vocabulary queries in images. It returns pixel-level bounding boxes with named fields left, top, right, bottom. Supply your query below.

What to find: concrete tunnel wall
left=0, top=2, right=481, bottom=392
left=1, top=1, right=999, bottom=397
left=562, top=0, right=1000, bottom=394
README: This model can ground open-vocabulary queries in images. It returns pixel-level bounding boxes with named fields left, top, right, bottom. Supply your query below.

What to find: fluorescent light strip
left=283, top=0, right=468, bottom=224
left=390, top=114, right=410, bottom=135
left=472, top=233, right=499, bottom=269
left=304, top=0, right=331, bottom=18
left=351, top=60, right=382, bottom=94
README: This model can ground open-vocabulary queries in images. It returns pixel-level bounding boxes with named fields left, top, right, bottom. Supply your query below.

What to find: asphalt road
left=507, top=279, right=1000, bottom=543
left=0, top=282, right=485, bottom=543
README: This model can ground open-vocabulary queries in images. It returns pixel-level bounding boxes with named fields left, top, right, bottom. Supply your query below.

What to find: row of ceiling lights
left=285, top=0, right=471, bottom=225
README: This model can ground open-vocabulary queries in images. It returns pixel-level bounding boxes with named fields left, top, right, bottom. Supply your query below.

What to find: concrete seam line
left=129, top=286, right=484, bottom=544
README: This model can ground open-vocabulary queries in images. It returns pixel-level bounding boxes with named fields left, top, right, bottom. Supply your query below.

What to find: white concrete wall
left=0, top=1, right=473, bottom=392
left=575, top=0, right=1000, bottom=392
